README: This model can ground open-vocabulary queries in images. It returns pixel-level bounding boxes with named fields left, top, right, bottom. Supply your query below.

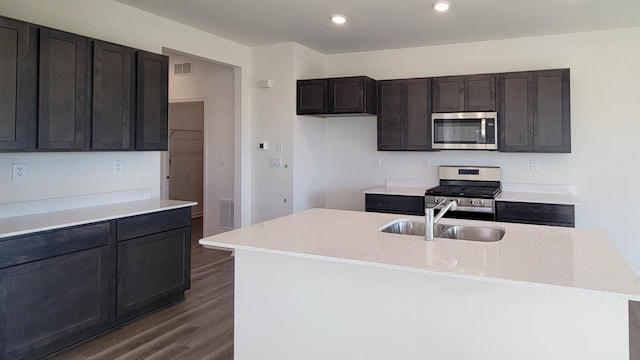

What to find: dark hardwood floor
left=49, top=217, right=235, bottom=360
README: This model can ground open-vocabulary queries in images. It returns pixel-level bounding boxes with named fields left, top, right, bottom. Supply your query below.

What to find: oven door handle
left=449, top=205, right=494, bottom=214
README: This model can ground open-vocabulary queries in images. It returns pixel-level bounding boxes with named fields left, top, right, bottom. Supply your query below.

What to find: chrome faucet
left=425, top=199, right=458, bottom=241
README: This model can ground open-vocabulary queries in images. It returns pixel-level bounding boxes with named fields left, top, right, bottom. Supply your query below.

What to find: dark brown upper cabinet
left=533, top=69, right=571, bottom=153
left=499, top=69, right=570, bottom=153
left=377, top=78, right=432, bottom=151
left=297, top=79, right=327, bottom=115
left=0, top=17, right=37, bottom=151
left=136, top=51, right=169, bottom=151
left=92, top=41, right=135, bottom=150
left=38, top=28, right=91, bottom=150
left=297, top=76, right=377, bottom=116
left=0, top=15, right=170, bottom=153
left=433, top=74, right=496, bottom=112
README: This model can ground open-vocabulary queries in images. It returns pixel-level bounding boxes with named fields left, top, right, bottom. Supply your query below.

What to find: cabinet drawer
left=117, top=207, right=190, bottom=241
left=495, top=201, right=575, bottom=227
left=0, top=222, right=112, bottom=269
left=365, top=194, right=425, bottom=216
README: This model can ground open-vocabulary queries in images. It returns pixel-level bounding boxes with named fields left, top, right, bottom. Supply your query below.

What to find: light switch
left=270, top=157, right=283, bottom=167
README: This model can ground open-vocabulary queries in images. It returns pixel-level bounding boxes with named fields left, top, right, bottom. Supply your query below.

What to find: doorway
left=163, top=51, right=236, bottom=237
left=169, top=101, right=205, bottom=217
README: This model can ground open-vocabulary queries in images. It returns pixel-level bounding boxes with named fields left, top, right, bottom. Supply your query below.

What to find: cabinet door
left=498, top=72, right=534, bottom=152
left=533, top=69, right=571, bottom=153
left=496, top=201, right=575, bottom=227
left=465, top=74, right=496, bottom=111
left=297, top=79, right=327, bottom=115
left=0, top=246, right=113, bottom=360
left=329, top=77, right=364, bottom=113
left=405, top=78, right=432, bottom=150
left=0, top=17, right=37, bottom=151
left=136, top=51, right=168, bottom=150
left=365, top=194, right=425, bottom=216
left=92, top=41, right=135, bottom=150
left=117, top=227, right=189, bottom=317
left=377, top=80, right=404, bottom=150
left=38, top=28, right=90, bottom=150
left=432, top=76, right=464, bottom=112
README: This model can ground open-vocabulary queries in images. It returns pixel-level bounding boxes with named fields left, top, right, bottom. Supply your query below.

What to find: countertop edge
left=0, top=200, right=197, bottom=239
left=200, top=239, right=639, bottom=300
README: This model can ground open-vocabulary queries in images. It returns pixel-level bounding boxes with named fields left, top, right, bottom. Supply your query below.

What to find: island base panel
left=234, top=249, right=628, bottom=360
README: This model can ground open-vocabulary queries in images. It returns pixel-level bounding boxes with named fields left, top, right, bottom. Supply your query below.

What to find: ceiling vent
left=174, top=62, right=193, bottom=76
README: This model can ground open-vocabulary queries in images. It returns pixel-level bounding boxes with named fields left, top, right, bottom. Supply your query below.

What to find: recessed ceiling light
left=432, top=0, right=452, bottom=12
left=331, top=15, right=347, bottom=25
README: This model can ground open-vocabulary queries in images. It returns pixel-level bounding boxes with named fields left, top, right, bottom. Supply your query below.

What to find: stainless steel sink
left=437, top=225, right=504, bottom=242
left=380, top=220, right=504, bottom=242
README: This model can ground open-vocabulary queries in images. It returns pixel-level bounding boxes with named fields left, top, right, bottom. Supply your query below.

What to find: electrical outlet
left=374, top=156, right=382, bottom=168
left=113, top=160, right=124, bottom=174
left=530, top=160, right=539, bottom=172
left=423, top=158, right=431, bottom=168
left=12, top=163, right=27, bottom=180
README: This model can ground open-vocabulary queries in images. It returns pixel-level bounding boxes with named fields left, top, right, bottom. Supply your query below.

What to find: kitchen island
left=200, top=208, right=640, bottom=359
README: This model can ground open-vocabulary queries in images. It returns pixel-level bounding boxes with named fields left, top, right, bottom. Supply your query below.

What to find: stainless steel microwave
left=432, top=112, right=498, bottom=150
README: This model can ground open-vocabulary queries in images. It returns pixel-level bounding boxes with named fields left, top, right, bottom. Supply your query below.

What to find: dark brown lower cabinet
left=0, top=207, right=191, bottom=360
left=495, top=201, right=575, bottom=227
left=0, top=245, right=113, bottom=360
left=365, top=194, right=425, bottom=216
left=117, top=227, right=190, bottom=317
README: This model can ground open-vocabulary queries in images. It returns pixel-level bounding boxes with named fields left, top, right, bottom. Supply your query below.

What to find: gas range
left=425, top=166, right=501, bottom=219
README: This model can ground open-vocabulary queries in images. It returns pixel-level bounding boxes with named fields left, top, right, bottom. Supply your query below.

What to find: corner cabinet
left=297, top=76, right=377, bottom=116
left=498, top=69, right=570, bottom=153
left=0, top=207, right=192, bottom=360
left=0, top=15, right=169, bottom=153
left=0, top=17, right=37, bottom=151
left=377, top=78, right=433, bottom=151
left=432, top=74, right=496, bottom=112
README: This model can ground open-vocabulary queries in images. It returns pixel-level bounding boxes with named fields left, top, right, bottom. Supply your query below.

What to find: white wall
left=292, top=44, right=327, bottom=212
left=168, top=53, right=235, bottom=236
left=323, top=27, right=640, bottom=270
left=0, top=0, right=252, bottom=227
left=251, top=44, right=295, bottom=223
left=250, top=43, right=326, bottom=222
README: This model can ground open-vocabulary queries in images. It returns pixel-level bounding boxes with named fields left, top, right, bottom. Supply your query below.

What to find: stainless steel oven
left=432, top=112, right=498, bottom=150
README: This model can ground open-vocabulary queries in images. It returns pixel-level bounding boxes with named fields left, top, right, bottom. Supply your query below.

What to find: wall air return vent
left=173, top=62, right=193, bottom=76
left=219, top=199, right=234, bottom=229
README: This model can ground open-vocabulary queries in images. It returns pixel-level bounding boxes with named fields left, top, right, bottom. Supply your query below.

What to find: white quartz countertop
left=496, top=191, right=578, bottom=205
left=200, top=208, right=640, bottom=298
left=0, top=199, right=197, bottom=239
left=365, top=186, right=429, bottom=197
left=365, top=185, right=579, bottom=205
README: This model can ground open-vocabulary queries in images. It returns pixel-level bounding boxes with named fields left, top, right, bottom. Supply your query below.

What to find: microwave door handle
left=481, top=118, right=486, bottom=143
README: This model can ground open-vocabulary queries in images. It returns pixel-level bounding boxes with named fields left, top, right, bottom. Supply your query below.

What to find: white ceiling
left=116, top=0, right=640, bottom=54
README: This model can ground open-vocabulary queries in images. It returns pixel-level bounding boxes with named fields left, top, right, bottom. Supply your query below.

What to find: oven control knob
left=480, top=200, right=485, bottom=206
left=470, top=199, right=477, bottom=206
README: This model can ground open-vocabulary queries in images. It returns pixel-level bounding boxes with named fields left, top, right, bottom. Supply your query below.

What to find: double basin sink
left=380, top=220, right=505, bottom=242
